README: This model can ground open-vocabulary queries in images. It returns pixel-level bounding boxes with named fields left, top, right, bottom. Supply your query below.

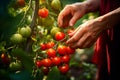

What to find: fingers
left=58, top=6, right=72, bottom=27
left=66, top=26, right=84, bottom=44
left=69, top=12, right=82, bottom=26
left=68, top=26, right=80, bottom=36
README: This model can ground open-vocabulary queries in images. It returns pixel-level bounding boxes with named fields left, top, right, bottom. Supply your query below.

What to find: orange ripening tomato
left=38, top=8, right=49, bottom=18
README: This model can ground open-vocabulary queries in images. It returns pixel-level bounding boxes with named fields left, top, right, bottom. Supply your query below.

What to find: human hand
left=66, top=19, right=105, bottom=49
left=57, top=2, right=87, bottom=27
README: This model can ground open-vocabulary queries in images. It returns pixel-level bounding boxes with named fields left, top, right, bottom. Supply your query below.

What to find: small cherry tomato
left=42, top=58, right=52, bottom=67
left=38, top=8, right=49, bottom=18
left=47, top=48, right=56, bottom=58
left=42, top=66, right=49, bottom=75
left=55, top=32, right=65, bottom=41
left=57, top=45, right=67, bottom=56
left=36, top=60, right=42, bottom=68
left=61, top=55, right=70, bottom=63
left=52, top=56, right=61, bottom=66
left=40, top=43, right=47, bottom=50
left=58, top=64, right=69, bottom=74
left=46, top=41, right=55, bottom=49
left=66, top=46, right=75, bottom=55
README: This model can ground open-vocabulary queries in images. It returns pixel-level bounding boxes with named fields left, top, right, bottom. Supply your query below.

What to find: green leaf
left=11, top=48, right=34, bottom=72
left=46, top=66, right=60, bottom=80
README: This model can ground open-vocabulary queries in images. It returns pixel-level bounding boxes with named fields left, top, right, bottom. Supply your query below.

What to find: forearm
left=83, top=0, right=100, bottom=13
left=96, top=7, right=120, bottom=30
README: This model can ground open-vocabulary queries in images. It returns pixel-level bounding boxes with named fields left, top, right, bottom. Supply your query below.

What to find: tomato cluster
left=35, top=30, right=75, bottom=74
left=36, top=42, right=75, bottom=74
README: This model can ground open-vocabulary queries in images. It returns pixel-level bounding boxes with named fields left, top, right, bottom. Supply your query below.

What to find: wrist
left=83, top=0, right=100, bottom=13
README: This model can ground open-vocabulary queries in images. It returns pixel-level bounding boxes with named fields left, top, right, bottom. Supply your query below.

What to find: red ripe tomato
left=55, top=32, right=65, bottom=41
left=38, top=8, right=49, bottom=18
left=58, top=64, right=69, bottom=74
left=42, top=67, right=49, bottom=75
left=46, top=41, right=55, bottom=49
left=42, top=58, right=52, bottom=67
left=47, top=48, right=56, bottom=58
left=66, top=46, right=75, bottom=55
left=40, top=43, right=47, bottom=50
left=57, top=45, right=67, bottom=56
left=52, top=56, right=61, bottom=66
left=61, top=55, right=70, bottom=63
left=16, top=0, right=25, bottom=7
left=36, top=60, right=42, bottom=68
left=1, top=53, right=10, bottom=65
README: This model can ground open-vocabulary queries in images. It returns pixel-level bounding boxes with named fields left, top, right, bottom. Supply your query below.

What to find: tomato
left=38, top=8, right=49, bottom=18
left=46, top=41, right=55, bottom=49
left=52, top=56, right=61, bottom=66
left=19, top=26, right=31, bottom=38
left=61, top=55, right=70, bottom=63
left=42, top=58, right=52, bottom=67
left=40, top=43, right=47, bottom=50
left=42, top=67, right=49, bottom=75
left=50, top=27, right=61, bottom=37
left=55, top=32, right=65, bottom=41
left=58, top=64, right=69, bottom=74
left=41, top=16, right=54, bottom=27
left=16, top=0, right=25, bottom=7
left=9, top=61, right=22, bottom=71
left=36, top=60, right=42, bottom=68
left=10, top=33, right=23, bottom=44
left=51, top=0, right=61, bottom=10
left=47, top=48, right=56, bottom=58
left=57, top=45, right=67, bottom=56
left=1, top=53, right=10, bottom=65
left=66, top=46, right=75, bottom=55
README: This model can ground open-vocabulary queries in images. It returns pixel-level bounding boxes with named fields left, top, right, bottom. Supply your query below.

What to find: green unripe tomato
left=19, top=26, right=31, bottom=38
left=10, top=33, right=23, bottom=44
left=50, top=27, right=61, bottom=37
left=51, top=0, right=61, bottom=10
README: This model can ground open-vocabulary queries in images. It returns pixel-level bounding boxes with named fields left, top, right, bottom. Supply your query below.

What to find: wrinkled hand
left=58, top=3, right=87, bottom=27
left=66, top=19, right=103, bottom=49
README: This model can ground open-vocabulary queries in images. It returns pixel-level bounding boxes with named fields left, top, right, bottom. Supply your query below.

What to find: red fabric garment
left=92, top=0, right=120, bottom=80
